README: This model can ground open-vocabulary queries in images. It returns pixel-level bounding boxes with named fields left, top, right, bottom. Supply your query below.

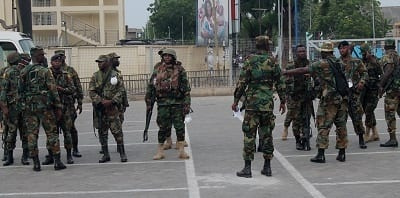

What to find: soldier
left=47, top=54, right=76, bottom=164
left=360, top=43, right=382, bottom=142
left=338, top=41, right=368, bottom=149
left=54, top=50, right=83, bottom=157
left=232, top=36, right=286, bottom=178
left=19, top=47, right=66, bottom=171
left=145, top=48, right=191, bottom=160
left=0, top=53, right=10, bottom=162
left=0, top=52, right=30, bottom=166
left=284, top=44, right=314, bottom=150
left=89, top=55, right=127, bottom=163
left=378, top=39, right=400, bottom=148
left=283, top=42, right=349, bottom=163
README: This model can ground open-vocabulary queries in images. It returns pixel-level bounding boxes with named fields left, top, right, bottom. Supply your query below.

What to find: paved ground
left=0, top=96, right=400, bottom=198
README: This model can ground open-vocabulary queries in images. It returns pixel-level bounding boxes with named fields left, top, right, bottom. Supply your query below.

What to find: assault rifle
left=143, top=95, right=155, bottom=142
left=301, top=76, right=315, bottom=151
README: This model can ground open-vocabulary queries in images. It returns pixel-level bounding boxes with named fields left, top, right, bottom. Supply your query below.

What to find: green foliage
left=147, top=0, right=196, bottom=40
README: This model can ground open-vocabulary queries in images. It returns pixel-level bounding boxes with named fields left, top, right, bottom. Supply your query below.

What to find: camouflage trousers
left=348, top=90, right=366, bottom=135
left=24, top=108, right=61, bottom=157
left=156, top=105, right=185, bottom=144
left=285, top=98, right=310, bottom=137
left=283, top=100, right=294, bottom=128
left=362, top=88, right=379, bottom=127
left=4, top=105, right=28, bottom=150
left=316, top=99, right=348, bottom=149
left=242, top=110, right=275, bottom=161
left=98, top=106, right=124, bottom=146
left=384, top=92, right=400, bottom=134
left=70, top=107, right=79, bottom=148
left=59, top=105, right=74, bottom=149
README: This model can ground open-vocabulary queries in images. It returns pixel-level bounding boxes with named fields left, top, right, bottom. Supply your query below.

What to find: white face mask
left=110, top=76, right=118, bottom=85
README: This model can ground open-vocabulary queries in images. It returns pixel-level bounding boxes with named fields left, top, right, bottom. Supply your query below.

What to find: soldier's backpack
left=154, top=62, right=184, bottom=98
left=327, top=58, right=349, bottom=97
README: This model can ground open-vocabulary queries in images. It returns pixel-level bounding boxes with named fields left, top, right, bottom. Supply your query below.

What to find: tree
left=147, top=0, right=196, bottom=41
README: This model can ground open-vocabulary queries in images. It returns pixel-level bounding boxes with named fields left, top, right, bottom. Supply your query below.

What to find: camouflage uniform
left=54, top=50, right=84, bottom=157
left=0, top=58, right=10, bottom=162
left=1, top=53, right=30, bottom=166
left=379, top=40, right=400, bottom=147
left=360, top=44, right=382, bottom=142
left=89, top=55, right=127, bottom=163
left=145, top=48, right=191, bottom=160
left=285, top=58, right=313, bottom=148
left=50, top=55, right=76, bottom=164
left=340, top=53, right=368, bottom=134
left=19, top=47, right=65, bottom=171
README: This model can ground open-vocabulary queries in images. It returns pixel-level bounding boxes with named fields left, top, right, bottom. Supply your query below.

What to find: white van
left=0, top=31, right=35, bottom=67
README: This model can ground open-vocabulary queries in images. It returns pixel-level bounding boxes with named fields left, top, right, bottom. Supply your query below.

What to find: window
left=0, top=42, right=18, bottom=68
left=32, top=0, right=56, bottom=7
left=32, top=12, right=57, bottom=25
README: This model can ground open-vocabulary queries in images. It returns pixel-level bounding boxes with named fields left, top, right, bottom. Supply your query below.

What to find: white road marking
left=0, top=160, right=184, bottom=169
left=274, top=150, right=326, bottom=198
left=0, top=186, right=225, bottom=197
left=313, top=180, right=400, bottom=186
left=284, top=150, right=400, bottom=158
left=185, top=123, right=201, bottom=198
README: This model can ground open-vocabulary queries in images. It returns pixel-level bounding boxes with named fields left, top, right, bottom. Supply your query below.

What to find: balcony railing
left=32, top=0, right=56, bottom=7
left=61, top=13, right=100, bottom=42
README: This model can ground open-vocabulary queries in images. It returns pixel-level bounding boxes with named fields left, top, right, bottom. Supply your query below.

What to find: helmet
left=54, top=49, right=65, bottom=56
left=255, top=35, right=271, bottom=46
left=161, top=48, right=177, bottom=59
left=107, top=52, right=120, bottom=59
left=30, top=46, right=44, bottom=55
left=360, top=43, right=371, bottom=53
left=385, top=39, right=395, bottom=47
left=320, top=42, right=334, bottom=52
left=95, top=55, right=109, bottom=62
left=158, top=47, right=166, bottom=56
left=7, top=52, right=21, bottom=65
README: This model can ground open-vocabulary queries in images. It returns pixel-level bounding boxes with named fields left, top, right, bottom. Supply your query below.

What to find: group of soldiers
left=0, top=47, right=130, bottom=171
left=232, top=36, right=400, bottom=178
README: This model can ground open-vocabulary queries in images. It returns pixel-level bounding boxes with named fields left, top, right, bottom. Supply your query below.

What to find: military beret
left=30, top=46, right=44, bottom=55
left=7, top=52, right=21, bottom=64
left=320, top=42, right=334, bottom=52
left=337, top=41, right=349, bottom=49
left=107, top=52, right=120, bottom=59
left=95, top=55, right=109, bottom=62
left=54, top=49, right=65, bottom=56
left=385, top=39, right=395, bottom=47
left=51, top=54, right=63, bottom=61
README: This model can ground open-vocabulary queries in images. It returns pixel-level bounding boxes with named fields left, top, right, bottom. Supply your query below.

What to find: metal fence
left=80, top=69, right=241, bottom=96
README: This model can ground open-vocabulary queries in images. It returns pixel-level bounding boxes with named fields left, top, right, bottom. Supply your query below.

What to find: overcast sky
left=125, top=0, right=400, bottom=29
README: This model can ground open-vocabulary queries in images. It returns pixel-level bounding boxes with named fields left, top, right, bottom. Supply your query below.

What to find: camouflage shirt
left=0, top=64, right=21, bottom=106
left=340, top=56, right=368, bottom=87
left=363, top=56, right=382, bottom=89
left=50, top=67, right=76, bottom=106
left=145, top=61, right=191, bottom=106
left=285, top=58, right=311, bottom=98
left=62, top=63, right=83, bottom=105
left=380, top=49, right=400, bottom=93
left=89, top=67, right=125, bottom=107
left=234, top=53, right=286, bottom=111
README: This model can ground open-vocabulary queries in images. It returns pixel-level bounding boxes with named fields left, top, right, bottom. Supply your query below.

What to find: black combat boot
left=53, top=153, right=66, bottom=170
left=118, top=144, right=128, bottom=162
left=21, top=148, right=30, bottom=165
left=358, top=134, right=367, bottom=149
left=42, top=150, right=54, bottom=165
left=380, top=133, right=398, bottom=147
left=32, top=155, right=41, bottom=171
left=66, top=149, right=74, bottom=164
left=99, top=145, right=111, bottom=163
left=3, top=149, right=14, bottom=166
left=257, top=139, right=263, bottom=152
left=72, top=146, right=82, bottom=158
left=310, top=148, right=326, bottom=163
left=2, top=148, right=7, bottom=161
left=261, top=159, right=272, bottom=177
left=295, top=135, right=305, bottom=150
left=336, top=148, right=346, bottom=162
left=236, top=160, right=252, bottom=178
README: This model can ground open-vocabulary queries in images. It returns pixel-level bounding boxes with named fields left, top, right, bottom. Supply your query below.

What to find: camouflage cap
left=255, top=36, right=271, bottom=46
left=7, top=52, right=21, bottom=64
left=95, top=55, right=109, bottom=62
left=30, top=46, right=44, bottom=55
left=385, top=39, right=395, bottom=47
left=107, top=52, right=120, bottom=59
left=51, top=54, right=63, bottom=61
left=161, top=48, right=177, bottom=59
left=360, top=43, right=371, bottom=53
left=54, top=49, right=65, bottom=56
left=320, top=42, right=334, bottom=52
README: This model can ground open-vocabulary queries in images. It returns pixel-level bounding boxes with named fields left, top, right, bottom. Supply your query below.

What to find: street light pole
left=372, top=0, right=376, bottom=50
left=168, top=26, right=171, bottom=39
left=181, top=16, right=184, bottom=44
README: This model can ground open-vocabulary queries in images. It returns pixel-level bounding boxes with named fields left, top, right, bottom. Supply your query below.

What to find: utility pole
left=372, top=0, right=376, bottom=51
left=288, top=0, right=292, bottom=62
left=252, top=0, right=267, bottom=35
left=212, top=0, right=220, bottom=70
left=181, top=16, right=184, bottom=44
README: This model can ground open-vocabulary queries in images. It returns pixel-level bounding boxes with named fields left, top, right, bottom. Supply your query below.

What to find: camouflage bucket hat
left=320, top=42, right=334, bottom=52
left=161, top=48, right=177, bottom=59
left=360, top=43, right=371, bottom=53
left=7, top=52, right=21, bottom=64
left=385, top=39, right=395, bottom=47
left=95, top=55, right=109, bottom=62
left=107, top=52, right=120, bottom=59
left=54, top=49, right=65, bottom=56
